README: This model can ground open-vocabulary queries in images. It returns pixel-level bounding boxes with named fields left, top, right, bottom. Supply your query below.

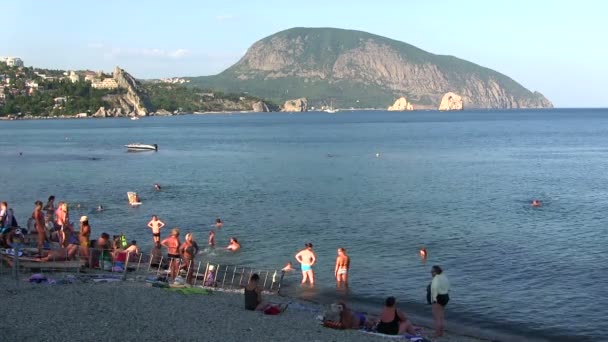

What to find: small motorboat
left=125, top=143, right=158, bottom=151
left=130, top=116, right=140, bottom=120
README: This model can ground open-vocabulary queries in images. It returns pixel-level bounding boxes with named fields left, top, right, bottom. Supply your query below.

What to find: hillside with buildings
left=0, top=58, right=273, bottom=118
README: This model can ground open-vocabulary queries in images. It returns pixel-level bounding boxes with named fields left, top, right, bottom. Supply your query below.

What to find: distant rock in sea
left=281, top=98, right=308, bottom=112
left=387, top=97, right=414, bottom=111
left=438, top=92, right=464, bottom=111
left=252, top=101, right=271, bottom=112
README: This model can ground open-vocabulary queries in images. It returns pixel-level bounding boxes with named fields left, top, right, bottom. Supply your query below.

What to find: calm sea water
left=1, top=109, right=607, bottom=341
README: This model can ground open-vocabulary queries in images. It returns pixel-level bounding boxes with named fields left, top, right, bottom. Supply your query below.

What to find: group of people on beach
left=1, top=193, right=451, bottom=338
left=255, top=239, right=450, bottom=338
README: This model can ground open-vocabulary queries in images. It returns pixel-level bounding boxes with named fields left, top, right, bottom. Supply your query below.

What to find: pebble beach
left=0, top=276, right=489, bottom=342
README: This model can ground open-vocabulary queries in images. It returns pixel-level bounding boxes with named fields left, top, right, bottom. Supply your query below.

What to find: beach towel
left=360, top=330, right=430, bottom=341
left=164, top=287, right=212, bottom=295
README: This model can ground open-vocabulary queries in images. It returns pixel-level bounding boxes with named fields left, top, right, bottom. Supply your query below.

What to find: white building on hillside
left=1, top=57, right=24, bottom=67
left=69, top=71, right=80, bottom=83
left=91, top=78, right=118, bottom=89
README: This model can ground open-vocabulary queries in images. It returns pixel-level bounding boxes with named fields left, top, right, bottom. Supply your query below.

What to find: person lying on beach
left=244, top=273, right=286, bottom=314
left=375, top=296, right=418, bottom=335
left=226, top=237, right=240, bottom=251
left=35, top=244, right=79, bottom=262
left=323, top=302, right=369, bottom=330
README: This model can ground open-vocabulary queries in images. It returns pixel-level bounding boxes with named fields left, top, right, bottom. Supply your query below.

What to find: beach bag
left=263, top=306, right=281, bottom=315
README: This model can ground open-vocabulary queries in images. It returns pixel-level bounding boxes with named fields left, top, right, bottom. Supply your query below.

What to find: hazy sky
left=2, top=0, right=606, bottom=107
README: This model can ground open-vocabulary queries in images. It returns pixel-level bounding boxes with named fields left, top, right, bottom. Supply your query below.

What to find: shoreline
left=0, top=107, right=578, bottom=121
left=0, top=274, right=493, bottom=342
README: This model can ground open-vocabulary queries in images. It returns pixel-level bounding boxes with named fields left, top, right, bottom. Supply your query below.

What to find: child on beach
left=208, top=230, right=215, bottom=247
left=147, top=215, right=165, bottom=245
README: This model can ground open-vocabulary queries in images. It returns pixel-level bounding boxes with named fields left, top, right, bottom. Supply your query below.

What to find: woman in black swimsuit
left=375, top=297, right=417, bottom=335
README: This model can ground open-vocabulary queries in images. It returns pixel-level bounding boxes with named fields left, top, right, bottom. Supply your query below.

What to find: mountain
left=187, top=27, right=552, bottom=109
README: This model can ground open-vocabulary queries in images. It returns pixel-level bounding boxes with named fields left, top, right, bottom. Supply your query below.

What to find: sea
left=1, top=109, right=607, bottom=341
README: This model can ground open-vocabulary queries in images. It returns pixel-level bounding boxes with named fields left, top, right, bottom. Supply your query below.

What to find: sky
left=2, top=0, right=607, bottom=107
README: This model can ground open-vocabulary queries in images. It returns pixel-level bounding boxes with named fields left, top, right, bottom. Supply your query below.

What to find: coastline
left=0, top=275, right=490, bottom=342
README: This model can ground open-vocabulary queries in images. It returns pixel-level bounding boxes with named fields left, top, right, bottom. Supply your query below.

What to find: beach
left=0, top=275, right=488, bottom=342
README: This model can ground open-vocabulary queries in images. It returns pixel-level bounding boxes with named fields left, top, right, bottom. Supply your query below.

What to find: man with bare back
left=147, top=215, right=165, bottom=245
left=334, top=247, right=350, bottom=287
left=161, top=228, right=181, bottom=280
left=295, top=242, right=316, bottom=286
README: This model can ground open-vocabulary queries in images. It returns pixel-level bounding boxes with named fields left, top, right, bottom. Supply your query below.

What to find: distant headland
left=0, top=28, right=553, bottom=118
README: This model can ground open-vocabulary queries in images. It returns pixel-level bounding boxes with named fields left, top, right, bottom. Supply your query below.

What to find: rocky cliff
left=281, top=98, right=308, bottom=112
left=387, top=97, right=414, bottom=111
left=189, top=27, right=553, bottom=109
left=438, top=92, right=464, bottom=111
left=104, top=66, right=151, bottom=116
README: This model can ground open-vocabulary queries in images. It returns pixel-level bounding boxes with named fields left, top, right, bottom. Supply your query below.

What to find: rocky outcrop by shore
left=387, top=97, right=414, bottom=111
left=439, top=92, right=463, bottom=111
left=102, top=66, right=152, bottom=117
left=281, top=98, right=308, bottom=112
left=252, top=101, right=270, bottom=112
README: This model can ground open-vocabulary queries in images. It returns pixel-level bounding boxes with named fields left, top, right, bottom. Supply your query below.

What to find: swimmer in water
left=531, top=199, right=542, bottom=207
left=418, top=246, right=428, bottom=262
left=226, top=237, right=240, bottom=251
left=215, top=218, right=223, bottom=230
left=154, top=183, right=161, bottom=191
left=208, top=230, right=216, bottom=247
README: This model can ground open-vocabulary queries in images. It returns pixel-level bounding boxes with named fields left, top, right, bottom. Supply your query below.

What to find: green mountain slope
left=188, top=27, right=552, bottom=109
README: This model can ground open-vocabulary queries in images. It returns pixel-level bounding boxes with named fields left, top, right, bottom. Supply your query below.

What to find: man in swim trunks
left=334, top=247, right=350, bottom=287
left=161, top=228, right=181, bottom=280
left=295, top=243, right=316, bottom=286
left=147, top=215, right=165, bottom=245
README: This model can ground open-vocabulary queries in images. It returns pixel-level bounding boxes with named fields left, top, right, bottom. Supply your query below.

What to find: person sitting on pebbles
left=226, top=237, right=240, bottom=251
left=244, top=273, right=287, bottom=314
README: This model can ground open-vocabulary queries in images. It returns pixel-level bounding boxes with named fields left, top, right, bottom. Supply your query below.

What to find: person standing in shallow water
left=430, top=265, right=450, bottom=338
left=147, top=215, right=165, bottom=245
left=79, top=216, right=91, bottom=262
left=295, top=243, right=316, bottom=286
left=33, top=201, right=46, bottom=256
left=334, top=247, right=350, bottom=287
left=161, top=228, right=181, bottom=280
left=179, top=233, right=199, bottom=284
